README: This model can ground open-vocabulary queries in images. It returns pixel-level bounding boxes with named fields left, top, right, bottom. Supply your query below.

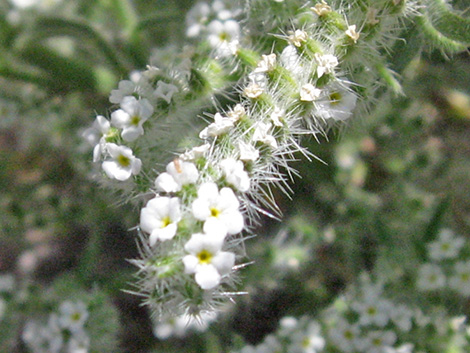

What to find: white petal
left=151, top=223, right=177, bottom=243
left=183, top=255, right=198, bottom=274
left=102, top=161, right=132, bottom=181
left=212, top=251, right=235, bottom=275
left=192, top=198, right=211, bottom=221
left=155, top=173, right=180, bottom=193
left=121, top=125, right=144, bottom=142
left=195, top=265, right=221, bottom=290
left=111, top=109, right=130, bottom=128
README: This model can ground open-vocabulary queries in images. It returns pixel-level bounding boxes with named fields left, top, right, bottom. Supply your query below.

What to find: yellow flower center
left=210, top=207, right=220, bottom=218
left=131, top=115, right=141, bottom=126
left=197, top=250, right=213, bottom=264
left=161, top=216, right=171, bottom=228
left=329, top=91, right=342, bottom=105
left=117, top=154, right=131, bottom=167
left=367, top=306, right=377, bottom=316
left=71, top=312, right=81, bottom=322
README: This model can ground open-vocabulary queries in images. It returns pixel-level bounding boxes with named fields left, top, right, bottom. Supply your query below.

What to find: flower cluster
left=22, top=300, right=90, bottom=353
left=83, top=0, right=425, bottom=321
left=417, top=228, right=470, bottom=296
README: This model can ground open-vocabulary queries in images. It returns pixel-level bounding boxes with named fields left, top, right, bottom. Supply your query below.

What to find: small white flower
left=154, top=81, right=178, bottom=103
left=155, top=159, right=199, bottom=193
left=207, top=19, right=240, bottom=57
left=254, top=54, right=277, bottom=73
left=111, top=96, right=154, bottom=142
left=328, top=319, right=361, bottom=353
left=311, top=1, right=332, bottom=16
left=363, top=330, right=397, bottom=353
left=154, top=312, right=217, bottom=339
left=289, top=29, right=308, bottom=47
left=186, top=2, right=211, bottom=37
left=227, top=104, right=246, bottom=122
left=200, top=112, right=235, bottom=139
left=449, top=261, right=470, bottom=296
left=300, top=84, right=321, bottom=102
left=220, top=158, right=250, bottom=192
left=416, top=263, right=446, bottom=291
left=351, top=298, right=391, bottom=327
left=102, top=143, right=142, bottom=181
left=192, top=182, right=244, bottom=237
left=315, top=84, right=357, bottom=121
left=428, top=229, right=465, bottom=261
left=244, top=83, right=264, bottom=99
left=140, top=196, right=181, bottom=245
left=180, top=143, right=211, bottom=161
left=238, top=141, right=259, bottom=162
left=82, top=115, right=112, bottom=162
left=345, top=25, right=360, bottom=43
left=314, top=53, right=338, bottom=78
left=290, top=321, right=325, bottom=353
left=270, top=107, right=285, bottom=127
left=183, top=232, right=235, bottom=290
left=109, top=79, right=137, bottom=104
left=252, top=121, right=278, bottom=149
left=58, top=300, right=88, bottom=333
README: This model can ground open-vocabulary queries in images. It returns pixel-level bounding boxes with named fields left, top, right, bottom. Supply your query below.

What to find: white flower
left=238, top=141, right=259, bottom=162
left=315, top=84, right=357, bottom=121
left=207, top=19, right=240, bottom=57
left=220, top=158, right=250, bottom=192
left=58, top=301, right=88, bottom=333
left=300, top=84, right=321, bottom=102
left=244, top=83, right=264, bottom=99
left=180, top=143, right=211, bottom=161
left=363, top=330, right=397, bottom=353
left=186, top=2, right=211, bottom=37
left=314, top=53, right=338, bottom=78
left=449, top=261, right=470, bottom=296
left=155, top=159, right=199, bottom=193
left=290, top=321, right=325, bottom=353
left=154, top=311, right=216, bottom=339
left=111, top=96, right=154, bottom=142
left=227, top=104, right=246, bottom=122
left=82, top=115, right=112, bottom=162
left=289, top=29, right=308, bottom=47
left=428, top=229, right=465, bottom=261
left=252, top=121, right=278, bottom=149
left=328, top=319, right=362, bottom=353
left=270, top=107, right=285, bottom=127
left=200, top=112, right=235, bottom=139
left=345, top=25, right=360, bottom=43
left=192, top=182, right=244, bottom=237
left=102, top=143, right=142, bottom=181
left=311, top=1, right=331, bottom=16
left=183, top=232, right=235, bottom=290
left=140, top=196, right=181, bottom=245
left=154, top=81, right=178, bottom=103
left=109, top=79, right=137, bottom=104
left=416, top=263, right=446, bottom=291
left=254, top=54, right=277, bottom=73
left=351, top=298, right=391, bottom=327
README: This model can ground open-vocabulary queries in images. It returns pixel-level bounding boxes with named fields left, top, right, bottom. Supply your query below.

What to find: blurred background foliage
left=0, top=0, right=469, bottom=352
